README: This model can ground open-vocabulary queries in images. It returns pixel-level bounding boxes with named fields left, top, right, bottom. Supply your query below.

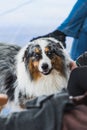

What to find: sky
left=0, top=0, right=76, bottom=50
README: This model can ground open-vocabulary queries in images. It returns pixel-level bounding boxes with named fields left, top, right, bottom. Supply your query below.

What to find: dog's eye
left=46, top=51, right=53, bottom=58
left=34, top=53, right=42, bottom=60
left=47, top=52, right=52, bottom=56
left=35, top=54, right=40, bottom=58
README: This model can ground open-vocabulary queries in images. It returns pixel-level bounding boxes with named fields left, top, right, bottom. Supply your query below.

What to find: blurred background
left=0, top=0, right=76, bottom=52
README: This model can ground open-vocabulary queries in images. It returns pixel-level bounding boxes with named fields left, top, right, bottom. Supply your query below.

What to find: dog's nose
left=41, top=63, right=48, bottom=70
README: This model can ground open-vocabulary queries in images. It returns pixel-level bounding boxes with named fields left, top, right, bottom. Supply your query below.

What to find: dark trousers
left=68, top=66, right=87, bottom=96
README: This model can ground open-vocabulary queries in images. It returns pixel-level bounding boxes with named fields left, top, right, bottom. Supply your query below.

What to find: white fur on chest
left=15, top=65, right=67, bottom=104
left=30, top=70, right=67, bottom=96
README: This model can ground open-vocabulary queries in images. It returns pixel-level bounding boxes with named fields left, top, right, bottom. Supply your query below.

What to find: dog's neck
left=14, top=69, right=69, bottom=104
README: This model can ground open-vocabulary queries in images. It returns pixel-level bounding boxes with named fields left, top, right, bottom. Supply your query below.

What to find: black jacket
left=0, top=92, right=72, bottom=130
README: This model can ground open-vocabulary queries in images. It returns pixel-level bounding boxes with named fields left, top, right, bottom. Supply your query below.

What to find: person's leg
left=70, top=31, right=87, bottom=60
left=58, top=1, right=87, bottom=38
left=67, top=67, right=87, bottom=96
left=70, top=17, right=87, bottom=60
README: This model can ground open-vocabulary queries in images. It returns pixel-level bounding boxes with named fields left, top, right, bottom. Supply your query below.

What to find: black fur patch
left=46, top=41, right=65, bottom=59
left=23, top=44, right=42, bottom=66
left=5, top=72, right=17, bottom=100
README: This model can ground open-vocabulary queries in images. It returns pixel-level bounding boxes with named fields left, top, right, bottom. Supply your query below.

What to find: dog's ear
left=30, top=36, right=42, bottom=42
left=55, top=36, right=66, bottom=48
left=23, top=47, right=28, bottom=62
left=23, top=45, right=32, bottom=62
left=50, top=42, right=65, bottom=58
left=56, top=41, right=64, bottom=49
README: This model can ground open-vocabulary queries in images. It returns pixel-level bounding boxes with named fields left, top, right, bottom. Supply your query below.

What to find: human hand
left=30, top=30, right=66, bottom=48
left=0, top=94, right=8, bottom=111
left=70, top=60, right=77, bottom=71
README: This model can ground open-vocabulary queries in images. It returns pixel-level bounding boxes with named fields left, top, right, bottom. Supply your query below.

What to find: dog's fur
left=0, top=38, right=72, bottom=111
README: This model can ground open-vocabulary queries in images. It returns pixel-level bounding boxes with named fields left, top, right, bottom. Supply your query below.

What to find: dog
left=0, top=37, right=72, bottom=111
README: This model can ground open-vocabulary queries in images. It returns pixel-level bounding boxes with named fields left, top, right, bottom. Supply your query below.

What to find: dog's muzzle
left=40, top=63, right=52, bottom=75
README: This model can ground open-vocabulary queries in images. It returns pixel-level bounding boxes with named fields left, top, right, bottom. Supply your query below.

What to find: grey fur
left=0, top=43, right=21, bottom=96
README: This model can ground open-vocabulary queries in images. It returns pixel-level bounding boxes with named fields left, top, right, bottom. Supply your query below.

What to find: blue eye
left=48, top=52, right=52, bottom=56
left=33, top=53, right=42, bottom=60
left=35, top=54, right=40, bottom=58
left=46, top=51, right=53, bottom=58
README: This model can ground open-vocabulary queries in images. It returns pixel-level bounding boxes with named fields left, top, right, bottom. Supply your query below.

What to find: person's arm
left=67, top=66, right=87, bottom=96
left=32, top=1, right=87, bottom=47
left=58, top=0, right=87, bottom=38
left=62, top=93, right=87, bottom=130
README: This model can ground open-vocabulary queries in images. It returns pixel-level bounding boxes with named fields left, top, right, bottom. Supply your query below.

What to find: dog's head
left=23, top=37, right=71, bottom=80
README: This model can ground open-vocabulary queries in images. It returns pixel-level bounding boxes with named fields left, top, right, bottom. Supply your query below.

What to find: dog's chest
left=24, top=70, right=68, bottom=97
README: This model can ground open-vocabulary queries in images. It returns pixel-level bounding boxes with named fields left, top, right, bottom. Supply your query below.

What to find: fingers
left=0, top=94, right=8, bottom=106
left=70, top=60, right=77, bottom=71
